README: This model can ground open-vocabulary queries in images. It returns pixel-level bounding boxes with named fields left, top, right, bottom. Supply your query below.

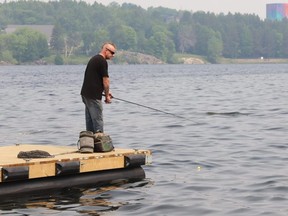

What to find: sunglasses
left=106, top=48, right=115, bottom=55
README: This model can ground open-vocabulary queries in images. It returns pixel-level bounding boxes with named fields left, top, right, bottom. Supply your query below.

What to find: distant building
left=5, top=25, right=54, bottom=43
left=266, top=3, right=288, bottom=21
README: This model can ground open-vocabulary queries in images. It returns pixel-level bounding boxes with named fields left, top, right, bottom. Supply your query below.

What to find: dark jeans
left=81, top=96, right=103, bottom=133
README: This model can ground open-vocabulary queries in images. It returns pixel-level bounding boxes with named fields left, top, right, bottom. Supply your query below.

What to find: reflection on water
left=1, top=64, right=288, bottom=215
left=0, top=179, right=152, bottom=215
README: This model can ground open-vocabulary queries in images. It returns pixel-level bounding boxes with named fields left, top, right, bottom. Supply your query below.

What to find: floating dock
left=0, top=144, right=151, bottom=198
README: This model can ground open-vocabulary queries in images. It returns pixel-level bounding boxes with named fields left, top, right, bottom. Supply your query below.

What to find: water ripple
left=1, top=64, right=288, bottom=215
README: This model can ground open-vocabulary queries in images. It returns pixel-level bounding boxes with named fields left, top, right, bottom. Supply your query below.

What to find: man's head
left=101, top=42, right=116, bottom=60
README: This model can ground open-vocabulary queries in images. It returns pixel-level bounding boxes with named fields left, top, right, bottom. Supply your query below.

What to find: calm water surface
left=0, top=64, right=288, bottom=215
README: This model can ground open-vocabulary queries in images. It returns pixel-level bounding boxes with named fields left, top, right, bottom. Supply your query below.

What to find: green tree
left=89, top=28, right=110, bottom=55
left=194, top=25, right=211, bottom=56
left=207, top=32, right=223, bottom=63
left=54, top=54, right=64, bottom=65
left=0, top=34, right=15, bottom=62
left=219, top=15, right=240, bottom=58
left=50, top=23, right=65, bottom=54
left=239, top=25, right=253, bottom=58
left=82, top=31, right=95, bottom=55
left=147, top=31, right=175, bottom=62
left=0, top=34, right=6, bottom=59
left=110, top=25, right=137, bottom=51
left=8, top=28, right=49, bottom=63
left=280, top=20, right=288, bottom=57
left=64, top=32, right=81, bottom=57
left=175, top=24, right=196, bottom=53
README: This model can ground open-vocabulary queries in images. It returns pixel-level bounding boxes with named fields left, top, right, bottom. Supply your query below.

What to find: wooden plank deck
left=0, top=144, right=151, bottom=182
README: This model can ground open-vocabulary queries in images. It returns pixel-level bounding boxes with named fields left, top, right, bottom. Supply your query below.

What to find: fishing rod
left=104, top=94, right=188, bottom=120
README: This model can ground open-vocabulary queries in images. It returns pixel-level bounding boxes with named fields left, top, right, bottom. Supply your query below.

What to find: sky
left=90, top=0, right=288, bottom=19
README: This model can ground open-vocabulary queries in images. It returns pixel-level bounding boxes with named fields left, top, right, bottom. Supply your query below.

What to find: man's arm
left=103, top=77, right=112, bottom=103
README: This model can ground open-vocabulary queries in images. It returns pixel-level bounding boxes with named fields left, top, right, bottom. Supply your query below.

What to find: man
left=81, top=42, right=116, bottom=133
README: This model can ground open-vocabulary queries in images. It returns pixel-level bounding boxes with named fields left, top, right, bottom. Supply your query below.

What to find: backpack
left=94, top=133, right=114, bottom=152
left=78, top=131, right=114, bottom=153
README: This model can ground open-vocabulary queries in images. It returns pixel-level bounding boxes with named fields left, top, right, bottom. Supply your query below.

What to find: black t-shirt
left=81, top=54, right=109, bottom=100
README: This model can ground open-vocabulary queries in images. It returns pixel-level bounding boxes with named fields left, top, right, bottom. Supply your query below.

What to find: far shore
left=1, top=54, right=288, bottom=66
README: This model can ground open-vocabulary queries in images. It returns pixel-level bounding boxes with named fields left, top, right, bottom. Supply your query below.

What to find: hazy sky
left=90, top=0, right=288, bottom=19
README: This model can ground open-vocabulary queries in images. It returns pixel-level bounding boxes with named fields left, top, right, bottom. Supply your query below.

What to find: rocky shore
left=116, top=51, right=164, bottom=64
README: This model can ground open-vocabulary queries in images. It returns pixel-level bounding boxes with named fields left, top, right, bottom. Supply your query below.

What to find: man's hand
left=105, top=93, right=113, bottom=104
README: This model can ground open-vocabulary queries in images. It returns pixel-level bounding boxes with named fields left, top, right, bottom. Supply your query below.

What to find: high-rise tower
left=266, top=3, right=288, bottom=21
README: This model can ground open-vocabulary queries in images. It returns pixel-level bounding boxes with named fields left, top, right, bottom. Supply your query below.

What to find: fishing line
left=114, top=96, right=186, bottom=119
left=105, top=94, right=194, bottom=121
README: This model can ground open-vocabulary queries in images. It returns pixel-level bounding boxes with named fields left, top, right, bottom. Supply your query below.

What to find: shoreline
left=1, top=57, right=288, bottom=66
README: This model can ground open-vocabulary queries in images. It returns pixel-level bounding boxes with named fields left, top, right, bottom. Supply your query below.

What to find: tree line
left=0, top=0, right=288, bottom=64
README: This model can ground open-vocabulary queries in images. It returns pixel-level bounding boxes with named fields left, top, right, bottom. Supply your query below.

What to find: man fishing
left=80, top=42, right=116, bottom=133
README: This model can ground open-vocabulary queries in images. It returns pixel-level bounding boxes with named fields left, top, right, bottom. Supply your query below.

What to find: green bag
left=94, top=133, right=114, bottom=152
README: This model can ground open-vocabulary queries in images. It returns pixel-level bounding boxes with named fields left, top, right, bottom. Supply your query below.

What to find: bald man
left=81, top=42, right=117, bottom=133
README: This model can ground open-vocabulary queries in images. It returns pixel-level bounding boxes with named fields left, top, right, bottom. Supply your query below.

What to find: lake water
left=0, top=64, right=288, bottom=215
